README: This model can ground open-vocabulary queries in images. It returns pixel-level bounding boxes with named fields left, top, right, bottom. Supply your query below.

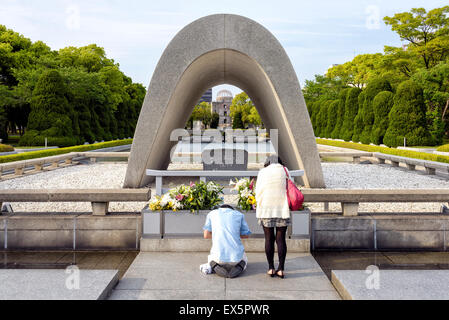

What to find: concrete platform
left=332, top=270, right=449, bottom=300
left=0, top=269, right=119, bottom=300
left=109, top=252, right=340, bottom=300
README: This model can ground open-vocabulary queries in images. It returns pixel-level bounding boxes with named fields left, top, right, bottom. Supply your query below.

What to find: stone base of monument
left=142, top=207, right=310, bottom=239
left=0, top=269, right=119, bottom=300
left=332, top=270, right=449, bottom=300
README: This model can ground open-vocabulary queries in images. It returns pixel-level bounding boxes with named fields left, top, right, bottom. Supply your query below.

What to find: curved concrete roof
left=124, top=14, right=325, bottom=188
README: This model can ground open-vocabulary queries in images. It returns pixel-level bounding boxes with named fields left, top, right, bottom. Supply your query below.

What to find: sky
left=1, top=0, right=448, bottom=98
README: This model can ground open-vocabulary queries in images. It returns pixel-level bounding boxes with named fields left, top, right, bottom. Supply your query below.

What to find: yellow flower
left=248, top=196, right=256, bottom=205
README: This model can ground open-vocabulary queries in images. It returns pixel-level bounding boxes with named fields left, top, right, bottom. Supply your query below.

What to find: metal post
left=156, top=176, right=163, bottom=196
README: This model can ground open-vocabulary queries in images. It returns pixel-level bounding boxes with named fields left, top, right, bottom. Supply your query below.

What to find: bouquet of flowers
left=231, top=178, right=256, bottom=211
left=149, top=181, right=224, bottom=212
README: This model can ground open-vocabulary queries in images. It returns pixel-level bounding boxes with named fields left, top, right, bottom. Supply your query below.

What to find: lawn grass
left=317, top=139, right=449, bottom=164
left=0, top=139, right=132, bottom=164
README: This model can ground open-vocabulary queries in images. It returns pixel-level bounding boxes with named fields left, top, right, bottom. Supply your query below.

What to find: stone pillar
left=342, top=202, right=359, bottom=216
left=406, top=164, right=416, bottom=171
left=378, top=159, right=385, bottom=164
left=391, top=161, right=399, bottom=167
left=14, top=167, right=24, bottom=176
left=65, top=158, right=72, bottom=165
left=425, top=167, right=436, bottom=175
left=92, top=202, right=109, bottom=216
left=34, top=164, right=43, bottom=172
left=49, top=162, right=59, bottom=169
left=353, top=157, right=361, bottom=164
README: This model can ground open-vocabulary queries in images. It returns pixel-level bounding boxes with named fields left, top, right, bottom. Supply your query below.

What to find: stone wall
left=312, top=214, right=449, bottom=251
left=1, top=213, right=141, bottom=251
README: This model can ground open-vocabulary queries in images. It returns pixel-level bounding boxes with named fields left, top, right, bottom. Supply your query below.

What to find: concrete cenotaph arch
left=124, top=14, right=325, bottom=188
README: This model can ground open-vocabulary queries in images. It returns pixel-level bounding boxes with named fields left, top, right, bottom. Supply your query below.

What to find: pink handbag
left=283, top=167, right=305, bottom=211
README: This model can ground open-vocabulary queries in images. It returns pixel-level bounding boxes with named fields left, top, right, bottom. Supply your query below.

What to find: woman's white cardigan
left=255, top=164, right=291, bottom=220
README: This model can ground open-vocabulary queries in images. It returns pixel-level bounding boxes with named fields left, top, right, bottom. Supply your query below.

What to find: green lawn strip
left=0, top=139, right=133, bottom=164
left=317, top=139, right=449, bottom=165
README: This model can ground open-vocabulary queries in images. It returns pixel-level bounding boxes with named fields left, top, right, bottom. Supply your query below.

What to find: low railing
left=373, top=152, right=449, bottom=175
left=302, top=189, right=449, bottom=216
left=0, top=189, right=151, bottom=215
left=319, top=152, right=372, bottom=164
left=146, top=169, right=305, bottom=196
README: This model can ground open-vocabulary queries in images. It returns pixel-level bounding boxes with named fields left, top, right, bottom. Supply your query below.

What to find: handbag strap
left=283, top=166, right=291, bottom=181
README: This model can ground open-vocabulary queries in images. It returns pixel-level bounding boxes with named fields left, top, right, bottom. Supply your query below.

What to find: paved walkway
left=109, top=252, right=340, bottom=300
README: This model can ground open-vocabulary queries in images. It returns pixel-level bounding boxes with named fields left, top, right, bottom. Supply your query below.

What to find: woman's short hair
left=264, top=155, right=284, bottom=168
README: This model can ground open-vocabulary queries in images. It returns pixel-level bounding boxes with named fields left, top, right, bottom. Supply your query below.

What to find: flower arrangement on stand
left=231, top=178, right=256, bottom=211
left=148, top=181, right=224, bottom=212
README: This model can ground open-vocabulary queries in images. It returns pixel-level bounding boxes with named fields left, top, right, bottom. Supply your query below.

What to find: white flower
left=240, top=187, right=252, bottom=199
left=207, top=182, right=220, bottom=192
left=172, top=199, right=183, bottom=210
left=160, top=194, right=172, bottom=207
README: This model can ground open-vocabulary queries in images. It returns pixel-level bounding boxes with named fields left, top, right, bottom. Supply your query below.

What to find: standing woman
left=256, top=155, right=291, bottom=279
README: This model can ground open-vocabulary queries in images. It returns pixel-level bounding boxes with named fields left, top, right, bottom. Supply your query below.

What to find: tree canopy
left=304, top=6, right=449, bottom=147
left=230, top=92, right=261, bottom=128
left=0, top=25, right=146, bottom=145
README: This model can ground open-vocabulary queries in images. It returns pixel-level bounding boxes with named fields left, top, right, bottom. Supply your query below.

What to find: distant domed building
left=212, top=90, right=233, bottom=128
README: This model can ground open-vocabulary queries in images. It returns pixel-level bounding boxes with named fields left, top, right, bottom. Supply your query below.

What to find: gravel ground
left=1, top=162, right=448, bottom=213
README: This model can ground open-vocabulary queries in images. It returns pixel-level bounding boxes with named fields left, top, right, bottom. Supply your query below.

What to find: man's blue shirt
left=203, top=207, right=252, bottom=263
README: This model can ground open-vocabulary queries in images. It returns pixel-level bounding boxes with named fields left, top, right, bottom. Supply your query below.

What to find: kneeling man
left=202, top=204, right=251, bottom=278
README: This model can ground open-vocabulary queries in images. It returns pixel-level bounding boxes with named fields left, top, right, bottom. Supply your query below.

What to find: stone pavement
left=332, top=270, right=449, bottom=300
left=0, top=269, right=118, bottom=300
left=109, top=252, right=340, bottom=300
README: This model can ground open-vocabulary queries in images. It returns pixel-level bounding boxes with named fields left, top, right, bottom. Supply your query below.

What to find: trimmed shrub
left=384, top=80, right=433, bottom=147
left=371, top=91, right=394, bottom=145
left=437, top=144, right=449, bottom=152
left=20, top=70, right=79, bottom=147
left=341, top=88, right=362, bottom=141
left=360, top=78, right=392, bottom=144
left=317, top=139, right=449, bottom=164
left=315, top=100, right=329, bottom=137
left=0, top=139, right=132, bottom=164
left=0, top=144, right=14, bottom=152
left=325, top=100, right=339, bottom=138
left=331, top=89, right=350, bottom=139
left=352, top=91, right=366, bottom=142
left=310, top=101, right=320, bottom=134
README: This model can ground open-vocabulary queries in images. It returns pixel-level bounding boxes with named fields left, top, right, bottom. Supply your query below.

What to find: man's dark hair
left=220, top=204, right=234, bottom=210
left=264, top=155, right=284, bottom=168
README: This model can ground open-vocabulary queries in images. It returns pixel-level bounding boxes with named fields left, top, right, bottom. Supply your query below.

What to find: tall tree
left=384, top=6, right=449, bottom=69
left=21, top=70, right=77, bottom=146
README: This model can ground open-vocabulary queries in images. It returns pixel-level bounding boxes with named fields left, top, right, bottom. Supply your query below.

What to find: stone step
left=140, top=237, right=310, bottom=253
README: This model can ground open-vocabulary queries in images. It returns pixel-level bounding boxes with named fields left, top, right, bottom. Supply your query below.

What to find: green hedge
left=0, top=139, right=132, bottom=164
left=0, top=144, right=14, bottom=152
left=437, top=145, right=449, bottom=152
left=317, top=139, right=449, bottom=164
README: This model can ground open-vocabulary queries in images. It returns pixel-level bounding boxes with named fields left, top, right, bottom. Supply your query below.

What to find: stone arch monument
left=124, top=14, right=325, bottom=188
